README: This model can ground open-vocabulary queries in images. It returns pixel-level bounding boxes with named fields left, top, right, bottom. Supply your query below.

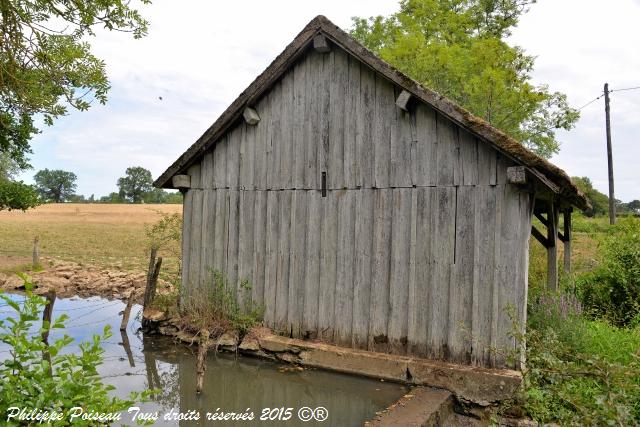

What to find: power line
left=578, top=93, right=604, bottom=111
left=610, top=85, right=640, bottom=93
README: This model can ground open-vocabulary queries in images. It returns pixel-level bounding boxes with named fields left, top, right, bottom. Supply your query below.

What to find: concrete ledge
left=251, top=334, right=521, bottom=405
left=366, top=387, right=454, bottom=427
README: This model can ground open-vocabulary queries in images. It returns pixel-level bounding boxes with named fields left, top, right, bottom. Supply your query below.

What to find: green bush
left=0, top=275, right=149, bottom=426
left=577, top=218, right=640, bottom=327
left=0, top=180, right=40, bottom=211
left=523, top=293, right=640, bottom=425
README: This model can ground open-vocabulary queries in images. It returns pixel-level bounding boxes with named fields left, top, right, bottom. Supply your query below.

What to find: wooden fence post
left=547, top=202, right=559, bottom=292
left=120, top=329, right=136, bottom=367
left=32, top=236, right=40, bottom=269
left=120, top=290, right=135, bottom=331
left=143, top=248, right=163, bottom=309
left=41, top=291, right=56, bottom=376
left=196, top=329, right=210, bottom=394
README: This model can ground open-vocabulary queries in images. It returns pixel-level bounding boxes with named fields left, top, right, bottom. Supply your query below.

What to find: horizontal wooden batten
left=171, top=174, right=191, bottom=189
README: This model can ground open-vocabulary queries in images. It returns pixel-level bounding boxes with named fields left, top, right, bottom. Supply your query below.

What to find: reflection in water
left=0, top=295, right=407, bottom=426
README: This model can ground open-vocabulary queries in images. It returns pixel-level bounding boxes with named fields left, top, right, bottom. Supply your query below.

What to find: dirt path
left=0, top=256, right=170, bottom=301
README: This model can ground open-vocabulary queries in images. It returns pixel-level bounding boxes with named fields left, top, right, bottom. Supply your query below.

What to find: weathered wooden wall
left=180, top=47, right=532, bottom=369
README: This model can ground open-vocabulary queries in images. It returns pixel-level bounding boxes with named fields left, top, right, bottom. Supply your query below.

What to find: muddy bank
left=0, top=256, right=171, bottom=301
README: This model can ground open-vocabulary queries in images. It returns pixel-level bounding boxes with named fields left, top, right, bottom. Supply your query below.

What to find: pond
left=0, top=294, right=408, bottom=426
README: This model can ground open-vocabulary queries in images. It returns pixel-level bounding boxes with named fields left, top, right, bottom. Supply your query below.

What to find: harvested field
left=0, top=203, right=181, bottom=272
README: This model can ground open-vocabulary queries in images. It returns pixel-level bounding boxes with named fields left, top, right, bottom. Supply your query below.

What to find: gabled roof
left=155, top=15, right=588, bottom=210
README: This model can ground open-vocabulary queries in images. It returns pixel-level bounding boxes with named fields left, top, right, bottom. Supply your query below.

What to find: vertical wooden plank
left=318, top=190, right=338, bottom=341
left=436, top=116, right=456, bottom=186
left=449, top=186, right=475, bottom=364
left=459, top=128, right=478, bottom=186
left=226, top=189, right=240, bottom=293
left=292, top=60, right=306, bottom=189
left=254, top=93, right=269, bottom=190
left=288, top=190, right=307, bottom=337
left=200, top=188, right=215, bottom=291
left=409, top=187, right=432, bottom=356
left=517, top=191, right=533, bottom=369
left=414, top=104, right=438, bottom=187
left=353, top=189, right=373, bottom=349
left=275, top=191, right=292, bottom=332
left=388, top=188, right=411, bottom=354
left=201, top=152, right=214, bottom=189
left=406, top=189, right=418, bottom=354
left=252, top=191, right=267, bottom=307
left=187, top=164, right=202, bottom=294
left=369, top=189, right=391, bottom=352
left=181, top=188, right=193, bottom=303
left=237, top=190, right=255, bottom=307
left=280, top=71, right=294, bottom=189
left=303, top=190, right=321, bottom=336
left=304, top=51, right=320, bottom=190
left=490, top=184, right=503, bottom=368
left=374, top=75, right=392, bottom=188
left=428, top=186, right=455, bottom=360
left=477, top=140, right=497, bottom=186
left=213, top=189, right=228, bottom=275
left=240, top=123, right=256, bottom=190
left=264, top=191, right=280, bottom=327
left=335, top=190, right=355, bottom=346
left=266, top=82, right=282, bottom=190
left=329, top=49, right=346, bottom=189
left=496, top=184, right=522, bottom=369
left=472, top=185, right=497, bottom=367
left=317, top=52, right=331, bottom=189
left=344, top=56, right=360, bottom=189
left=213, top=135, right=227, bottom=189
left=391, top=93, right=413, bottom=187
left=357, top=65, right=375, bottom=188
left=226, top=127, right=240, bottom=189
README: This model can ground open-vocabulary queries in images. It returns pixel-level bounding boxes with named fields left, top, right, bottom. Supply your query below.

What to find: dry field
left=0, top=203, right=182, bottom=272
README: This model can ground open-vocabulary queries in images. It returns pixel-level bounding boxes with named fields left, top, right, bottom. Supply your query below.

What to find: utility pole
left=604, top=83, right=616, bottom=224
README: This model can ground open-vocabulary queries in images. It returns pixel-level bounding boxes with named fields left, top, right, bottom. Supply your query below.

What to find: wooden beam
left=531, top=225, right=549, bottom=248
left=243, top=107, right=260, bottom=125
left=313, top=34, right=331, bottom=53
left=172, top=174, right=191, bottom=189
left=563, top=209, right=572, bottom=276
left=395, top=90, right=412, bottom=111
left=506, top=166, right=527, bottom=185
left=547, top=201, right=559, bottom=292
left=534, top=211, right=549, bottom=227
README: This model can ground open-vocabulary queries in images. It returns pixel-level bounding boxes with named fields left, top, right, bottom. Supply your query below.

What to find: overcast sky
left=19, top=0, right=640, bottom=201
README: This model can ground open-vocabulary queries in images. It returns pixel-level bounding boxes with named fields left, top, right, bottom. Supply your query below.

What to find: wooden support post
left=120, top=329, right=136, bottom=367
left=563, top=209, right=572, bottom=276
left=196, top=330, right=210, bottom=394
left=547, top=202, right=559, bottom=292
left=32, top=236, right=40, bottom=269
left=120, top=291, right=135, bottom=331
left=143, top=248, right=162, bottom=309
left=41, top=291, right=56, bottom=376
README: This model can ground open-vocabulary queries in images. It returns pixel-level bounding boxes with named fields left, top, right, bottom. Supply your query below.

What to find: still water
left=0, top=294, right=407, bottom=426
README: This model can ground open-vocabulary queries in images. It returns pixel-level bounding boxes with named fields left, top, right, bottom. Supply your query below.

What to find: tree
left=628, top=200, right=640, bottom=211
left=99, top=192, right=124, bottom=203
left=117, top=166, right=153, bottom=203
left=0, top=179, right=40, bottom=211
left=0, top=0, right=150, bottom=172
left=34, top=169, right=77, bottom=202
left=350, top=0, right=579, bottom=158
left=572, top=176, right=609, bottom=217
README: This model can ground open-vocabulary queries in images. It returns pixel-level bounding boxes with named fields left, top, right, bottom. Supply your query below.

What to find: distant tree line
left=29, top=166, right=182, bottom=205
left=572, top=176, right=639, bottom=217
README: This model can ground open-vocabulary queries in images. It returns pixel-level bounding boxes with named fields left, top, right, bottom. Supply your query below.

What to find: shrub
left=0, top=275, right=150, bottom=425
left=180, top=270, right=264, bottom=338
left=577, top=218, right=640, bottom=327
left=0, top=180, right=40, bottom=211
left=522, top=293, right=640, bottom=425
